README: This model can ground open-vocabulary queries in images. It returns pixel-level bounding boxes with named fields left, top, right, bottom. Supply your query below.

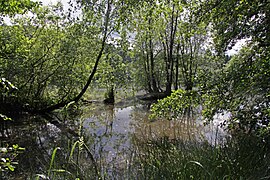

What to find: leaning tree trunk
left=37, top=0, right=111, bottom=113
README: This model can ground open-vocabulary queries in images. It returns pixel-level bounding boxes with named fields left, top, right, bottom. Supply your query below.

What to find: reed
left=131, top=134, right=270, bottom=179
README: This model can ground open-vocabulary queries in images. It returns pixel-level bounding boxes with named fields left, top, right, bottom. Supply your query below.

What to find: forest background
left=0, top=0, right=270, bottom=178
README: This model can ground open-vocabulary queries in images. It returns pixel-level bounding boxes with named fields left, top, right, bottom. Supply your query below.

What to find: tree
left=0, top=0, right=38, bottom=175
left=39, top=0, right=139, bottom=111
left=131, top=1, right=163, bottom=93
left=0, top=0, right=38, bottom=16
left=95, top=44, right=130, bottom=103
left=1, top=3, right=91, bottom=111
left=175, top=2, right=208, bottom=91
left=1, top=0, right=144, bottom=113
left=200, top=0, right=270, bottom=52
left=158, top=0, right=181, bottom=94
left=36, top=0, right=113, bottom=112
left=131, top=0, right=209, bottom=94
left=200, top=0, right=270, bottom=135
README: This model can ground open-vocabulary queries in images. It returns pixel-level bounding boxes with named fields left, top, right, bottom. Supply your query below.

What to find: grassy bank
left=131, top=134, right=270, bottom=180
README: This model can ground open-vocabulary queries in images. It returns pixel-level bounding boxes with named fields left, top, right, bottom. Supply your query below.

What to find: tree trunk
left=104, top=86, right=115, bottom=104
left=174, top=43, right=180, bottom=90
left=143, top=44, right=153, bottom=93
left=37, top=0, right=111, bottom=113
left=165, top=6, right=178, bottom=95
left=149, top=36, right=159, bottom=93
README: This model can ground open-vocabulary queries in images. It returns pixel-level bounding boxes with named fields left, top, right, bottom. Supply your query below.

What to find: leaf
left=51, top=169, right=66, bottom=173
left=188, top=161, right=204, bottom=168
left=48, top=147, right=60, bottom=176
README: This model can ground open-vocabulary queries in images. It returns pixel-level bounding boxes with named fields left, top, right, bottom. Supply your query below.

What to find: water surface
left=0, top=101, right=228, bottom=179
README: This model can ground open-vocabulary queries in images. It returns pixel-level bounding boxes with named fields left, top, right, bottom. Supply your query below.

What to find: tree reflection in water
left=0, top=102, right=227, bottom=179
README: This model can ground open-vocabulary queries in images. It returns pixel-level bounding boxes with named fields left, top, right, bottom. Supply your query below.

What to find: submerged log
left=137, top=92, right=170, bottom=101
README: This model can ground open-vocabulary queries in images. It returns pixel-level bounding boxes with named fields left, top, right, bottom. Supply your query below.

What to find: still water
left=0, top=101, right=228, bottom=179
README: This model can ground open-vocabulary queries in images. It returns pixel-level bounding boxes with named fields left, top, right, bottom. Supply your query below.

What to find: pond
left=0, top=100, right=229, bottom=179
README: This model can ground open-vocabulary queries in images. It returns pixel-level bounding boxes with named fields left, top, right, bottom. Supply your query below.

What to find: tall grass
left=131, top=134, right=270, bottom=179
left=40, top=138, right=99, bottom=180
left=19, top=129, right=269, bottom=179
left=36, top=128, right=270, bottom=179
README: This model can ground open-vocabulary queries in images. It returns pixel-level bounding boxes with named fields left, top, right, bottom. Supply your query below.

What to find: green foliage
left=0, top=144, right=25, bottom=173
left=144, top=0, right=270, bottom=138
left=0, top=3, right=103, bottom=110
left=0, top=78, right=17, bottom=105
left=1, top=0, right=142, bottom=111
left=134, top=134, right=270, bottom=179
left=43, top=136, right=98, bottom=179
left=0, top=78, right=17, bottom=92
left=0, top=78, right=17, bottom=119
left=197, top=0, right=270, bottom=135
left=0, top=79, right=22, bottom=175
left=95, top=45, right=130, bottom=90
left=150, top=89, right=201, bottom=120
left=48, top=147, right=61, bottom=177
left=0, top=0, right=38, bottom=15
left=130, top=0, right=209, bottom=93
left=1, top=1, right=270, bottom=178
left=202, top=43, right=270, bottom=132
left=0, top=78, right=23, bottom=176
left=202, top=0, right=270, bottom=52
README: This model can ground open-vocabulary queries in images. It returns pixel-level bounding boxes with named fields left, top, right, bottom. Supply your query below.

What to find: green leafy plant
left=150, top=89, right=201, bottom=120
left=0, top=144, right=25, bottom=173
